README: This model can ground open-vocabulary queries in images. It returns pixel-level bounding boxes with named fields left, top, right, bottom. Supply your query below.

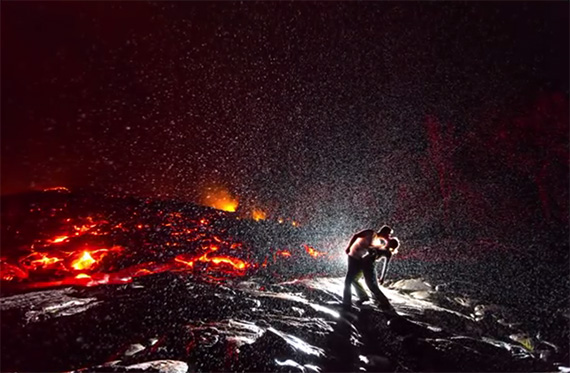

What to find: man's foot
left=355, top=298, right=370, bottom=306
left=379, top=304, right=397, bottom=315
left=341, top=302, right=359, bottom=312
left=371, top=299, right=397, bottom=314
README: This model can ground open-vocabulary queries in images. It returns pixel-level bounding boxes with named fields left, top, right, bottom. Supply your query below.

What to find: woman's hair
left=387, top=237, right=400, bottom=251
left=377, top=225, right=393, bottom=238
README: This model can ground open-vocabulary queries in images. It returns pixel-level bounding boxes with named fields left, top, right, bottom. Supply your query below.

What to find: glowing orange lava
left=1, top=262, right=29, bottom=281
left=0, top=200, right=333, bottom=291
left=252, top=209, right=267, bottom=221
left=201, top=186, right=239, bottom=212
left=71, top=251, right=96, bottom=270
left=32, top=255, right=62, bottom=268
left=209, top=256, right=246, bottom=270
left=303, top=244, right=326, bottom=258
left=51, top=235, right=69, bottom=243
left=43, top=186, right=71, bottom=193
left=74, top=221, right=97, bottom=234
left=175, top=251, right=248, bottom=273
left=21, top=252, right=64, bottom=270
left=174, top=257, right=195, bottom=267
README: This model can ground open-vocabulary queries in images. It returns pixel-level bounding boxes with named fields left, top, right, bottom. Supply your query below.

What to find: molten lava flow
left=192, top=242, right=250, bottom=272
left=175, top=250, right=248, bottom=275
left=175, top=257, right=195, bottom=267
left=201, top=186, right=239, bottom=212
left=20, top=252, right=64, bottom=271
left=71, top=251, right=96, bottom=270
left=134, top=269, right=153, bottom=276
left=0, top=196, right=334, bottom=291
left=252, top=209, right=266, bottom=221
left=30, top=254, right=63, bottom=268
left=303, top=244, right=326, bottom=258
left=51, top=235, right=69, bottom=244
left=209, top=256, right=246, bottom=270
left=69, top=247, right=121, bottom=271
left=1, top=262, right=29, bottom=281
left=73, top=219, right=98, bottom=234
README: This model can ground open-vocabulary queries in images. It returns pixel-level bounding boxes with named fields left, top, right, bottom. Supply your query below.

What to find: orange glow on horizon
left=43, top=186, right=71, bottom=193
left=252, top=209, right=267, bottom=221
left=201, top=186, right=239, bottom=212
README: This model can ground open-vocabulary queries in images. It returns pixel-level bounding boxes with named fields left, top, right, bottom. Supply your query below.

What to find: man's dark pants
left=343, top=255, right=391, bottom=308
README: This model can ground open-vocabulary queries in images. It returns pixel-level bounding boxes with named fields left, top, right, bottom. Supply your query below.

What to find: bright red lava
left=1, top=204, right=330, bottom=290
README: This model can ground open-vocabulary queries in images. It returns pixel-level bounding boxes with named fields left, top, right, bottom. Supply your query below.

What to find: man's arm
left=378, top=250, right=392, bottom=284
left=344, top=230, right=372, bottom=254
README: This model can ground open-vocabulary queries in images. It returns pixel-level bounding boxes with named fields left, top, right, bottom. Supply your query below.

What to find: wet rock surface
left=1, top=272, right=567, bottom=372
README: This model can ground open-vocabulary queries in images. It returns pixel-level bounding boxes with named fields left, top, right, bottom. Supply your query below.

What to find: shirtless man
left=342, top=226, right=397, bottom=311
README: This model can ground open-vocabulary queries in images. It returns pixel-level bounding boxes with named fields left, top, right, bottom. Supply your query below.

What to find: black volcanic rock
left=1, top=191, right=568, bottom=372
left=0, top=273, right=564, bottom=372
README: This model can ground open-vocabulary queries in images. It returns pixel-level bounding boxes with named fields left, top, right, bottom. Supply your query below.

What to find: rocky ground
left=1, top=191, right=568, bottom=372
left=2, top=272, right=567, bottom=372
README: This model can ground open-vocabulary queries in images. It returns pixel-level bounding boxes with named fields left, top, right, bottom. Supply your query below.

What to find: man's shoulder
left=356, top=229, right=375, bottom=237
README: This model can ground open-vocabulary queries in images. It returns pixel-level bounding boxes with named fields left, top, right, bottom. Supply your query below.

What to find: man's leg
left=343, top=256, right=363, bottom=306
left=352, top=271, right=369, bottom=303
left=361, top=259, right=393, bottom=310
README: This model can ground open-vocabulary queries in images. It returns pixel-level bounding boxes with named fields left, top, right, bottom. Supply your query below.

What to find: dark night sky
left=2, top=2, right=568, bottom=230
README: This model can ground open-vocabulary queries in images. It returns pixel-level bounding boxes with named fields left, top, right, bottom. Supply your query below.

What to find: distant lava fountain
left=252, top=209, right=267, bottom=221
left=200, top=185, right=239, bottom=212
